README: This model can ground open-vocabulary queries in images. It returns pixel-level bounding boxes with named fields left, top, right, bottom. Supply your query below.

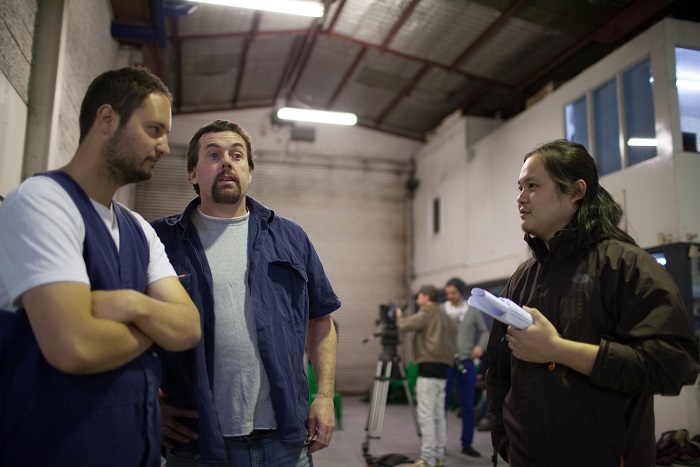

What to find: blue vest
left=0, top=171, right=161, bottom=467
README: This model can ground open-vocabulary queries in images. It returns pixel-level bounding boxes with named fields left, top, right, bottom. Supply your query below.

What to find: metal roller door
left=134, top=147, right=412, bottom=394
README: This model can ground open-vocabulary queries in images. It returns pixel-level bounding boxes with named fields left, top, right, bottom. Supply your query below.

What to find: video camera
left=369, top=302, right=407, bottom=352
left=377, top=302, right=406, bottom=328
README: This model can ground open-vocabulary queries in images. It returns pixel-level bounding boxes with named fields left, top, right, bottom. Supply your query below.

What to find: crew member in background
left=443, top=277, right=488, bottom=458
left=397, top=285, right=457, bottom=467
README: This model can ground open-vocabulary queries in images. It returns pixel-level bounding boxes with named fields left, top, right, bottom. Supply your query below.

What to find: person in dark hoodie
left=487, top=139, right=700, bottom=467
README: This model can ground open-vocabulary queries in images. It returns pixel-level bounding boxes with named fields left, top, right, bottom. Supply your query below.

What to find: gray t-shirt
left=192, top=207, right=276, bottom=436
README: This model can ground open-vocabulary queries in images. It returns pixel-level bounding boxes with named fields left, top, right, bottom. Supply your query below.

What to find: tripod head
left=377, top=325, right=400, bottom=361
left=362, top=302, right=406, bottom=361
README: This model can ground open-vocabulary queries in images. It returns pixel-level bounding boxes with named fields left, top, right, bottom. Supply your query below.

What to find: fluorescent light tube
left=676, top=79, right=700, bottom=91
left=186, top=0, right=324, bottom=17
left=276, top=107, right=358, bottom=126
left=627, top=138, right=658, bottom=147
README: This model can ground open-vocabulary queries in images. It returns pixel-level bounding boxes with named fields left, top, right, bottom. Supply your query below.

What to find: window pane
left=593, top=78, right=621, bottom=175
left=624, top=58, right=657, bottom=165
left=676, top=47, right=700, bottom=153
left=433, top=197, right=440, bottom=234
left=565, top=96, right=589, bottom=149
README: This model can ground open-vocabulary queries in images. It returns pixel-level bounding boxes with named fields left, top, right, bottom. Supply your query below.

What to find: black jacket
left=487, top=230, right=700, bottom=467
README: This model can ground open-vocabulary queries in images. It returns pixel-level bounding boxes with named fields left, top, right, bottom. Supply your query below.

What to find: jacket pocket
left=267, top=259, right=308, bottom=331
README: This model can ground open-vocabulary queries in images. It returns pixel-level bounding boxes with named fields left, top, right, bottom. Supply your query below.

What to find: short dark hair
left=524, top=139, right=636, bottom=247
left=445, top=277, right=468, bottom=296
left=78, top=66, right=171, bottom=143
left=418, top=285, right=439, bottom=302
left=186, top=119, right=256, bottom=195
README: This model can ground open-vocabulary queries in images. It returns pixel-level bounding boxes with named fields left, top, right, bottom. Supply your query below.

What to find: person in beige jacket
left=396, top=285, right=457, bottom=467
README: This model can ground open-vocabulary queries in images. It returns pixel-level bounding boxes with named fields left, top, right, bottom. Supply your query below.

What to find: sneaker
left=462, top=446, right=481, bottom=457
left=435, top=458, right=445, bottom=467
left=410, top=459, right=432, bottom=467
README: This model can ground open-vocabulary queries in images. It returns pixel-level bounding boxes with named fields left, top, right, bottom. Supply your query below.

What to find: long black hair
left=525, top=139, right=636, bottom=247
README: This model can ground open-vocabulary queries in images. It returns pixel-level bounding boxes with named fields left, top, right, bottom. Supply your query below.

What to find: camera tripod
left=362, top=339, right=421, bottom=467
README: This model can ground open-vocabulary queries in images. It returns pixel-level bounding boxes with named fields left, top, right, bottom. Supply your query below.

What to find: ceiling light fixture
left=185, top=0, right=324, bottom=17
left=676, top=79, right=700, bottom=91
left=276, top=107, right=358, bottom=126
left=627, top=138, right=658, bottom=147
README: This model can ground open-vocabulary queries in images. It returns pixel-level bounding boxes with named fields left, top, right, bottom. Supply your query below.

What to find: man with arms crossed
left=0, top=66, right=201, bottom=467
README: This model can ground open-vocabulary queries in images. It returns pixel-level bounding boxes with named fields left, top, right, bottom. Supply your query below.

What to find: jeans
left=166, top=431, right=312, bottom=467
left=415, top=376, right=447, bottom=464
left=445, top=359, right=477, bottom=448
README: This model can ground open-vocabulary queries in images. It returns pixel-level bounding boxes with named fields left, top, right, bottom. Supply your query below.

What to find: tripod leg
left=396, top=357, right=421, bottom=439
left=362, top=359, right=393, bottom=464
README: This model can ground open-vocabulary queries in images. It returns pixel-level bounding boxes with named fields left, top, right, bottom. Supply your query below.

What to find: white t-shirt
left=0, top=176, right=175, bottom=310
left=443, top=299, right=469, bottom=323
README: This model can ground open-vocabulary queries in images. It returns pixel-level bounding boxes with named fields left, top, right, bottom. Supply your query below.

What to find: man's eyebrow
left=203, top=142, right=244, bottom=150
left=518, top=175, right=538, bottom=185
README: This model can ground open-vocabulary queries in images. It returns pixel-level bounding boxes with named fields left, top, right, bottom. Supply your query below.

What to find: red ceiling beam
left=324, top=30, right=512, bottom=88
left=374, top=0, right=523, bottom=128
left=232, top=11, right=260, bottom=107
left=376, top=63, right=431, bottom=124
left=380, top=0, right=421, bottom=51
left=324, top=0, right=359, bottom=108
left=449, top=0, right=527, bottom=72
left=284, top=18, right=323, bottom=102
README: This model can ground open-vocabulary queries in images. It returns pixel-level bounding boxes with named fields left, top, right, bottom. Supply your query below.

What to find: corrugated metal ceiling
left=110, top=0, right=699, bottom=141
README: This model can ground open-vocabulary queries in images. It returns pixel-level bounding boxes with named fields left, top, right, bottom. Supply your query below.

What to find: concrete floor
left=311, top=396, right=506, bottom=467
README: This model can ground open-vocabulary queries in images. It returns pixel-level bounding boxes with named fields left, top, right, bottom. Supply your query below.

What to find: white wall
left=0, top=0, right=35, bottom=196
left=169, top=108, right=420, bottom=161
left=0, top=71, right=27, bottom=197
left=412, top=18, right=700, bottom=290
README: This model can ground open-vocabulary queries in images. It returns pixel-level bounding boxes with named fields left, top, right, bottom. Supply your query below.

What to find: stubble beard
left=101, top=127, right=153, bottom=186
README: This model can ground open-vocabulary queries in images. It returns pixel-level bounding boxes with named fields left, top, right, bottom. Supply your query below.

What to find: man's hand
left=470, top=344, right=484, bottom=360
left=160, top=395, right=199, bottom=449
left=506, top=306, right=598, bottom=376
left=306, top=395, right=335, bottom=454
left=505, top=306, right=559, bottom=363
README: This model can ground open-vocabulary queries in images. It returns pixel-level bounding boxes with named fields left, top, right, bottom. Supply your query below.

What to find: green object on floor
left=307, top=364, right=343, bottom=429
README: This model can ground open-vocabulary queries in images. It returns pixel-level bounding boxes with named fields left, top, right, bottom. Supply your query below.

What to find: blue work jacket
left=0, top=171, right=161, bottom=467
left=151, top=196, right=340, bottom=464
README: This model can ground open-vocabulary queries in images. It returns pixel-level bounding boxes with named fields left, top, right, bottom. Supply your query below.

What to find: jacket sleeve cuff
left=590, top=337, right=626, bottom=386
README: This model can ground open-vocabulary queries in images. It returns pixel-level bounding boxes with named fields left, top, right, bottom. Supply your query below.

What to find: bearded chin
left=212, top=184, right=241, bottom=204
left=102, top=130, right=151, bottom=185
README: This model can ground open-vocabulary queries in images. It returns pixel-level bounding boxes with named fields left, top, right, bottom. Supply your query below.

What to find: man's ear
left=95, top=104, right=119, bottom=135
left=572, top=179, right=587, bottom=204
left=188, top=169, right=197, bottom=186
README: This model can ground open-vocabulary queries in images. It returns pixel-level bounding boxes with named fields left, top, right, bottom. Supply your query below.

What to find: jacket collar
left=525, top=228, right=585, bottom=264
left=175, top=195, right=275, bottom=230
